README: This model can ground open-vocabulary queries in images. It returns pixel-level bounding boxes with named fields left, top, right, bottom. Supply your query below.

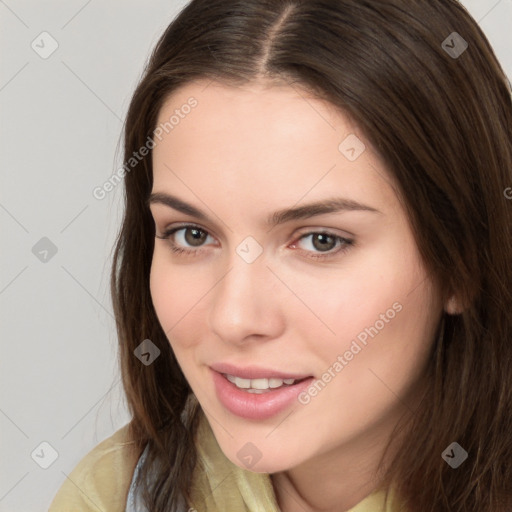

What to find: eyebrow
left=147, top=192, right=381, bottom=228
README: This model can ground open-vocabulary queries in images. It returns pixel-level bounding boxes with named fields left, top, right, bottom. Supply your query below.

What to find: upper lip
left=210, top=362, right=312, bottom=380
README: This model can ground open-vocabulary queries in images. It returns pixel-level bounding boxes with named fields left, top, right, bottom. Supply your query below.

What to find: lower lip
left=211, top=369, right=314, bottom=420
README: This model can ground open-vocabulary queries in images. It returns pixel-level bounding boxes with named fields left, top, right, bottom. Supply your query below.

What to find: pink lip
left=209, top=362, right=311, bottom=380
left=210, top=368, right=314, bottom=420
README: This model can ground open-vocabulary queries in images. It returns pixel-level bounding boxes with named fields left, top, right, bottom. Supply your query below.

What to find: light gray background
left=1, top=1, right=510, bottom=511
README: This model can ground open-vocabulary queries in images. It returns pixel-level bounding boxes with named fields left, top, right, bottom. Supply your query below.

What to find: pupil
left=313, top=234, right=334, bottom=251
left=186, top=228, right=206, bottom=246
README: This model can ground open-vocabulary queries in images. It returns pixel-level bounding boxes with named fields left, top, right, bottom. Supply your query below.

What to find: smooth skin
left=148, top=79, right=453, bottom=512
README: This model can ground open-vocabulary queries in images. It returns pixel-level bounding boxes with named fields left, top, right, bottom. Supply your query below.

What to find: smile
left=224, top=374, right=308, bottom=393
left=211, top=368, right=315, bottom=420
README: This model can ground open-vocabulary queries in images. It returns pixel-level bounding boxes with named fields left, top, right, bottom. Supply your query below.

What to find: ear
left=444, top=295, right=464, bottom=315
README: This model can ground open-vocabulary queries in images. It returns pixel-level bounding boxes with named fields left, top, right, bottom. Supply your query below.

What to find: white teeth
left=225, top=374, right=299, bottom=391
left=251, top=378, right=270, bottom=390
left=226, top=375, right=251, bottom=388
left=234, top=376, right=251, bottom=388
left=269, top=378, right=284, bottom=388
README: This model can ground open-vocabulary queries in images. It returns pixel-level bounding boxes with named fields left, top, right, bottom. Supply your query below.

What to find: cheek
left=149, top=256, right=172, bottom=327
left=283, top=263, right=409, bottom=366
left=296, top=242, right=440, bottom=385
left=366, top=278, right=441, bottom=382
left=317, top=276, right=440, bottom=411
left=294, top=284, right=440, bottom=452
left=149, top=252, right=203, bottom=349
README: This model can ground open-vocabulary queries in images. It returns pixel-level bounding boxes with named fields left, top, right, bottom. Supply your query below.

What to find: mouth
left=210, top=364, right=315, bottom=420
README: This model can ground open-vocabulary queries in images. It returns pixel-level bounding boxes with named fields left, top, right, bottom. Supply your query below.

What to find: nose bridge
left=216, top=243, right=269, bottom=308
left=209, top=239, right=282, bottom=341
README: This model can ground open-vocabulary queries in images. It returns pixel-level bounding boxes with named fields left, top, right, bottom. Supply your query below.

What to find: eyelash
left=155, top=224, right=354, bottom=261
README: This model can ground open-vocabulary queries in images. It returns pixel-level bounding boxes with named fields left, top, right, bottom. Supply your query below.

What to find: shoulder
left=49, top=424, right=140, bottom=512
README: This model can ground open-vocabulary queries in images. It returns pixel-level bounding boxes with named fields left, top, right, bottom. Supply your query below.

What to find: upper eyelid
left=156, top=221, right=219, bottom=239
left=160, top=224, right=352, bottom=245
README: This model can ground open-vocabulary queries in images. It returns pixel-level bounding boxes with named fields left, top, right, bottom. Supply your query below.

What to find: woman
left=49, top=0, right=512, bottom=511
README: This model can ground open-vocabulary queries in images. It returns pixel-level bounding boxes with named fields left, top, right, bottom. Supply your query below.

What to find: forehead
left=155, top=79, right=351, bottom=144
left=151, top=79, right=400, bottom=218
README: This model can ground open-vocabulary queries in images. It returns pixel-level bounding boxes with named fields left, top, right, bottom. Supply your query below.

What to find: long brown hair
left=111, top=1, right=512, bottom=510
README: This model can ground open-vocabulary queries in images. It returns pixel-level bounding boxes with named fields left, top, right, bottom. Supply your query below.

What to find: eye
left=155, top=225, right=215, bottom=256
left=155, top=224, right=354, bottom=260
left=291, top=231, right=354, bottom=260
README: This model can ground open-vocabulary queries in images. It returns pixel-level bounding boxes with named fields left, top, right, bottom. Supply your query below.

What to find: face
left=148, top=79, right=444, bottom=474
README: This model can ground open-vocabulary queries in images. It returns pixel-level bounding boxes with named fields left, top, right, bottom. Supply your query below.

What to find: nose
left=208, top=248, right=285, bottom=346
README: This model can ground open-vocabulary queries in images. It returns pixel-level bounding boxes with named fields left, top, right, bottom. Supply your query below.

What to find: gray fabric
left=125, top=444, right=188, bottom=512
left=127, top=399, right=198, bottom=511
left=125, top=444, right=149, bottom=512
